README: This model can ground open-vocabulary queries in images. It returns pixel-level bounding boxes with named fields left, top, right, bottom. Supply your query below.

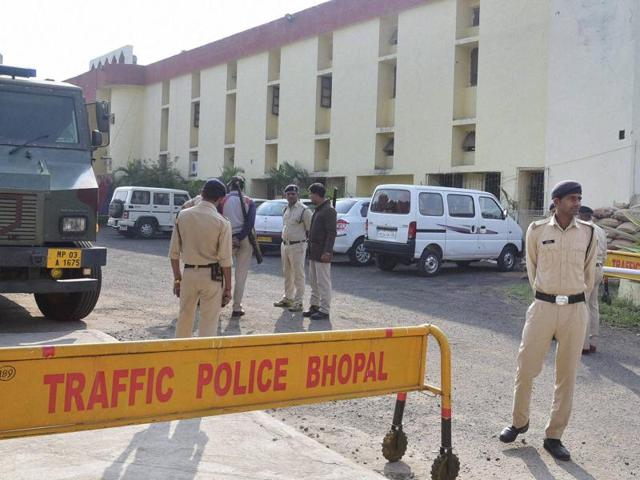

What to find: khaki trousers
left=175, top=268, right=222, bottom=338
left=281, top=242, right=307, bottom=305
left=309, top=260, right=331, bottom=314
left=583, top=265, right=603, bottom=349
left=512, top=299, right=588, bottom=439
left=232, top=237, right=253, bottom=311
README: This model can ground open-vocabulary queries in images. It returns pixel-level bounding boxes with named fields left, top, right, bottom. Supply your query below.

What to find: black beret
left=202, top=178, right=227, bottom=199
left=284, top=184, right=299, bottom=193
left=551, top=180, right=582, bottom=199
left=578, top=206, right=593, bottom=215
left=548, top=202, right=556, bottom=211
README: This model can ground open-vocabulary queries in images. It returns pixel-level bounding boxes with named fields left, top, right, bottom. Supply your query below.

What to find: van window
left=370, top=189, right=411, bottom=214
left=113, top=190, right=128, bottom=202
left=153, top=192, right=170, bottom=205
left=419, top=192, right=444, bottom=216
left=131, top=191, right=150, bottom=205
left=480, top=197, right=503, bottom=219
left=447, top=194, right=475, bottom=218
left=173, top=194, right=189, bottom=207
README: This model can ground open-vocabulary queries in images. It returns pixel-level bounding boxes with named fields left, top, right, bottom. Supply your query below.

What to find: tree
left=114, top=158, right=186, bottom=189
left=267, top=162, right=312, bottom=195
left=220, top=165, right=246, bottom=185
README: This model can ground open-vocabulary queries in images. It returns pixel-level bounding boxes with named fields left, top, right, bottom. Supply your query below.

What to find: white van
left=364, top=184, right=523, bottom=276
left=107, top=186, right=191, bottom=238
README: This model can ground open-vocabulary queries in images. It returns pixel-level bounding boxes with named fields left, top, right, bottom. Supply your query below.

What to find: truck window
left=370, top=189, right=411, bottom=214
left=0, top=91, right=79, bottom=146
left=447, top=194, right=475, bottom=218
left=419, top=192, right=444, bottom=216
left=153, top=192, right=170, bottom=205
left=131, top=191, right=150, bottom=205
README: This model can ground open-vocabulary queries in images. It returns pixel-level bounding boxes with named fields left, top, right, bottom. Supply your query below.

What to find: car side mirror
left=91, top=130, right=103, bottom=147
left=95, top=101, right=111, bottom=133
left=502, top=209, right=508, bottom=220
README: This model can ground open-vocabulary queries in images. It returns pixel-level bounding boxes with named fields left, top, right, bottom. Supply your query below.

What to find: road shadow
left=582, top=350, right=640, bottom=398
left=503, top=446, right=597, bottom=480
left=274, top=310, right=304, bottom=333
left=0, top=294, right=89, bottom=334
left=383, top=460, right=414, bottom=479
left=102, top=419, right=208, bottom=480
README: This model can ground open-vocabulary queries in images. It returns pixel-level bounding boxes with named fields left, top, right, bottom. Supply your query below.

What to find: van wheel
left=418, top=248, right=442, bottom=277
left=136, top=219, right=156, bottom=239
left=349, top=238, right=371, bottom=266
left=498, top=245, right=517, bottom=272
left=376, top=255, right=397, bottom=272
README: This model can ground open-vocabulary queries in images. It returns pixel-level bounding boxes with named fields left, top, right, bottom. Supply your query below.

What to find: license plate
left=257, top=236, right=272, bottom=243
left=47, top=249, right=82, bottom=269
left=377, top=229, right=397, bottom=240
left=119, top=225, right=128, bottom=231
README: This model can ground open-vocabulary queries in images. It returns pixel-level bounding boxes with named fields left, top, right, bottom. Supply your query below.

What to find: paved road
left=1, top=228, right=638, bottom=479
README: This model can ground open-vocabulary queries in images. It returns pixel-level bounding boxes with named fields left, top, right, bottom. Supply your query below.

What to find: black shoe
left=543, top=438, right=571, bottom=461
left=309, top=311, right=330, bottom=321
left=582, top=348, right=591, bottom=355
left=499, top=422, right=529, bottom=443
left=231, top=310, right=245, bottom=318
left=303, top=305, right=320, bottom=317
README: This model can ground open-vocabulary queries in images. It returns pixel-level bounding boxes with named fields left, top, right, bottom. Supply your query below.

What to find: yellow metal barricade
left=604, top=250, right=640, bottom=281
left=0, top=325, right=459, bottom=479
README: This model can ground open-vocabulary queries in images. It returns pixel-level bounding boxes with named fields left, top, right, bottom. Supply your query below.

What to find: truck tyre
left=497, top=245, right=518, bottom=272
left=135, top=218, right=157, bottom=239
left=34, top=266, right=102, bottom=322
left=376, top=254, right=397, bottom=272
left=418, top=248, right=442, bottom=277
left=348, top=238, right=372, bottom=266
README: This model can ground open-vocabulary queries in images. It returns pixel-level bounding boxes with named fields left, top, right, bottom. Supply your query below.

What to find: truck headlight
left=61, top=217, right=87, bottom=233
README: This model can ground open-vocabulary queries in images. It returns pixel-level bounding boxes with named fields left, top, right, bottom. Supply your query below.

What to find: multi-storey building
left=68, top=0, right=640, bottom=226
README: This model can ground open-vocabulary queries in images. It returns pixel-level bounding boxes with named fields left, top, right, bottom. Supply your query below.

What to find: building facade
left=67, top=0, right=640, bottom=225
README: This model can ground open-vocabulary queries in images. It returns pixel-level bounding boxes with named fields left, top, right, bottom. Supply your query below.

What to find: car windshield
left=335, top=200, right=357, bottom=214
left=256, top=201, right=286, bottom=216
left=370, top=189, right=411, bottom=214
left=0, top=90, right=79, bottom=147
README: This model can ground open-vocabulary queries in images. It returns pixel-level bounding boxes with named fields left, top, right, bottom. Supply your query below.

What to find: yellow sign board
left=604, top=250, right=640, bottom=281
left=46, top=248, right=82, bottom=268
left=0, top=327, right=428, bottom=439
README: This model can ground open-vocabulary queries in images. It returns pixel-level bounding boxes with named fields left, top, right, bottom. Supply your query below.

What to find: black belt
left=535, top=291, right=585, bottom=305
left=282, top=240, right=306, bottom=246
left=184, top=263, right=216, bottom=269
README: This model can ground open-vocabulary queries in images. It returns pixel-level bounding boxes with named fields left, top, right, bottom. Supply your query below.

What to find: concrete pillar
left=618, top=279, right=640, bottom=307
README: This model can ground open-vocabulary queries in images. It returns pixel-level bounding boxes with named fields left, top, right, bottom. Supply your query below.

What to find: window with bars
left=529, top=171, right=545, bottom=210
left=192, top=102, right=200, bottom=128
left=472, top=7, right=480, bottom=27
left=271, top=86, right=280, bottom=116
left=484, top=172, right=501, bottom=198
left=439, top=173, right=464, bottom=188
left=320, top=75, right=332, bottom=108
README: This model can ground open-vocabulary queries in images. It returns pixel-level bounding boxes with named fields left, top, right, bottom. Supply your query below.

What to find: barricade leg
left=382, top=392, right=408, bottom=462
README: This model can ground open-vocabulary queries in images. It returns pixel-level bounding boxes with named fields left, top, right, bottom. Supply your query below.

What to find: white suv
left=107, top=186, right=191, bottom=238
left=334, top=198, right=372, bottom=266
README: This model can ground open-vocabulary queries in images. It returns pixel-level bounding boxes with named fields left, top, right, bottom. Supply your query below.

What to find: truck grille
left=0, top=193, right=38, bottom=242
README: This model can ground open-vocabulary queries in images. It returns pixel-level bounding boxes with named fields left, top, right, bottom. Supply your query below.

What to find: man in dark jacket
left=304, top=183, right=337, bottom=320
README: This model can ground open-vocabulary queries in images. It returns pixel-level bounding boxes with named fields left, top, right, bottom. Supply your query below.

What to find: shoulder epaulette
left=531, top=217, right=550, bottom=228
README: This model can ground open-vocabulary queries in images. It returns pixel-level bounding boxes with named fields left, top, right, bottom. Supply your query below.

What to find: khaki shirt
left=169, top=201, right=233, bottom=268
left=526, top=215, right=597, bottom=296
left=282, top=201, right=312, bottom=242
left=181, top=195, right=201, bottom=210
left=593, top=223, right=608, bottom=265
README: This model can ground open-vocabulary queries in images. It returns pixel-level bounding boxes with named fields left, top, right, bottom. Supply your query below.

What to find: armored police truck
left=0, top=65, right=109, bottom=321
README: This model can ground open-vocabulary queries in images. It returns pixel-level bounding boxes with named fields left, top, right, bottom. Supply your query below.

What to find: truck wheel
left=418, top=248, right=442, bottom=277
left=136, top=219, right=156, bottom=239
left=497, top=245, right=517, bottom=272
left=376, top=255, right=397, bottom=272
left=34, top=267, right=102, bottom=322
left=348, top=238, right=372, bottom=266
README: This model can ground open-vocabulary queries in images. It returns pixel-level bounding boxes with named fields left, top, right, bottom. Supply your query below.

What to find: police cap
left=202, top=178, right=227, bottom=200
left=578, top=206, right=593, bottom=215
left=551, top=180, right=582, bottom=200
left=284, top=184, right=299, bottom=194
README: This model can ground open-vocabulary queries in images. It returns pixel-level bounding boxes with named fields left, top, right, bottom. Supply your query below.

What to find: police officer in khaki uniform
left=578, top=206, right=608, bottom=354
left=169, top=179, right=233, bottom=337
left=500, top=180, right=596, bottom=461
left=274, top=184, right=312, bottom=312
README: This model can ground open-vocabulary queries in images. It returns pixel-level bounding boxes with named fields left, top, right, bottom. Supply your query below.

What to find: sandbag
left=613, top=201, right=630, bottom=209
left=611, top=239, right=636, bottom=249
left=593, top=208, right=615, bottom=219
left=618, top=222, right=640, bottom=234
left=598, top=218, right=621, bottom=228
left=614, top=210, right=631, bottom=222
